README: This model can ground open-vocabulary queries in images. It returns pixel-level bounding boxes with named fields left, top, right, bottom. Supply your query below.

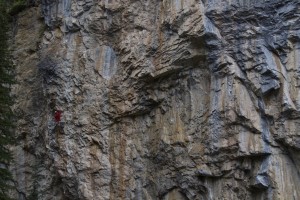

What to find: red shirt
left=54, top=111, right=62, bottom=122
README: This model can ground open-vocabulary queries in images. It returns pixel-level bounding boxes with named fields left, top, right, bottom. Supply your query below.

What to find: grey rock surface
left=9, top=0, right=300, bottom=199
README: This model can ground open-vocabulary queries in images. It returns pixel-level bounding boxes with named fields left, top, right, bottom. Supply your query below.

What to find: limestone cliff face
left=10, top=0, right=300, bottom=199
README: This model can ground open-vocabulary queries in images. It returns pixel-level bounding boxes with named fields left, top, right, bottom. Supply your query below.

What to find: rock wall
left=10, top=0, right=300, bottom=199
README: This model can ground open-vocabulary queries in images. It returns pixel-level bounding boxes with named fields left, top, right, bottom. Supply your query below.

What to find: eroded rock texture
left=10, top=0, right=300, bottom=199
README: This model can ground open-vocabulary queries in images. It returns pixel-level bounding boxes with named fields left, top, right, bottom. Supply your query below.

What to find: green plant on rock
left=0, top=1, right=16, bottom=199
left=8, top=0, right=27, bottom=16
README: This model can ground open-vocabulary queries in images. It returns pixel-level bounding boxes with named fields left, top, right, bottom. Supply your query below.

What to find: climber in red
left=54, top=110, right=62, bottom=123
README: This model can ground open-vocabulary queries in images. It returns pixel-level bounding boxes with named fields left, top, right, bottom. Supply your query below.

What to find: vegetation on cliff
left=0, top=1, right=16, bottom=199
left=8, top=0, right=27, bottom=16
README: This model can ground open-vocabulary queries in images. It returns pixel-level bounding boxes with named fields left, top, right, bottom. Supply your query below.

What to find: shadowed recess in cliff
left=38, top=56, right=59, bottom=83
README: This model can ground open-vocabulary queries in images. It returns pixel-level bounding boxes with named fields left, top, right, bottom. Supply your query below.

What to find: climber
left=54, top=110, right=62, bottom=123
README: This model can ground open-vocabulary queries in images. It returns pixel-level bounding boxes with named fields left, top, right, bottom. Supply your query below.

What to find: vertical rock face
left=10, top=0, right=300, bottom=199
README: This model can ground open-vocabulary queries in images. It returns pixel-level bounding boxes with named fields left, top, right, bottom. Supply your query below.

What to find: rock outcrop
left=10, top=0, right=300, bottom=199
